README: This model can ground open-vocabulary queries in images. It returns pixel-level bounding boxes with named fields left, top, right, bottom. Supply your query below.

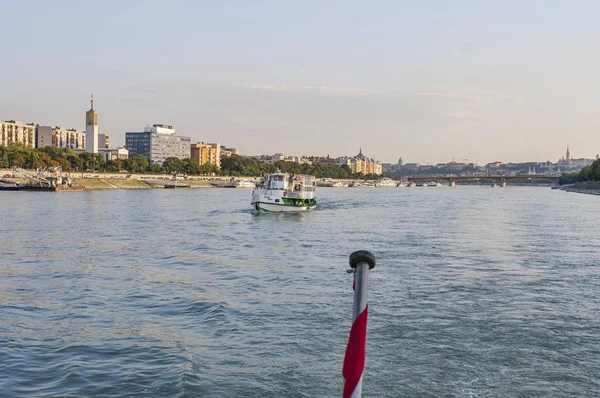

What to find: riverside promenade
left=0, top=168, right=245, bottom=190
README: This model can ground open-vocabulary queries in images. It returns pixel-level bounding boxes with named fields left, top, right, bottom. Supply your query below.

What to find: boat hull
left=253, top=201, right=316, bottom=213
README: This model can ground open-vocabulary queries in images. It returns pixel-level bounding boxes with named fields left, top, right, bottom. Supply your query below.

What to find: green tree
left=148, top=164, right=162, bottom=173
left=162, top=157, right=184, bottom=174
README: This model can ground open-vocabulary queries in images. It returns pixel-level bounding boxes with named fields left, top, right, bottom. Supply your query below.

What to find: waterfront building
left=85, top=95, right=99, bottom=153
left=36, top=125, right=85, bottom=149
left=347, top=148, right=383, bottom=175
left=191, top=142, right=221, bottom=169
left=98, top=147, right=129, bottom=163
left=1, top=120, right=36, bottom=148
left=99, top=133, right=109, bottom=149
left=125, top=124, right=191, bottom=166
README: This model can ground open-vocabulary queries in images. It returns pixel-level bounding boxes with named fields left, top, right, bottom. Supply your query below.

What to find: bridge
left=407, top=175, right=559, bottom=187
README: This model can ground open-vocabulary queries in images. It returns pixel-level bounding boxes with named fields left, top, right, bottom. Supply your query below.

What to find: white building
left=85, top=95, right=99, bottom=153
left=125, top=124, right=191, bottom=166
left=98, top=147, right=129, bottom=163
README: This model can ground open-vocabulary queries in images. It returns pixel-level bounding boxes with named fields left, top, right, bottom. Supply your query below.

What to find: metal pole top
left=349, top=250, right=376, bottom=270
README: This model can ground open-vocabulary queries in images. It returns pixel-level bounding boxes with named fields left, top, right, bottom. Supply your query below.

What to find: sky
left=2, top=0, right=600, bottom=164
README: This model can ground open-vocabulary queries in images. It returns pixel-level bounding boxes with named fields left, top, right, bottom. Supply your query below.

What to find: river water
left=1, top=186, right=599, bottom=397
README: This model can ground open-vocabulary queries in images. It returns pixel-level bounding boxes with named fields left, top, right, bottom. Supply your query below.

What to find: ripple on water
left=1, top=187, right=600, bottom=397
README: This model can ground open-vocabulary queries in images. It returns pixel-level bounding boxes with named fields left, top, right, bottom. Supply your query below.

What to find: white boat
left=406, top=182, right=416, bottom=188
left=427, top=182, right=442, bottom=187
left=251, top=171, right=316, bottom=213
left=331, top=181, right=346, bottom=187
left=375, top=177, right=396, bottom=187
left=225, top=179, right=256, bottom=188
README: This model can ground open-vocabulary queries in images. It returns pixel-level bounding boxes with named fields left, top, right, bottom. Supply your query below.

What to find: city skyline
left=2, top=1, right=600, bottom=164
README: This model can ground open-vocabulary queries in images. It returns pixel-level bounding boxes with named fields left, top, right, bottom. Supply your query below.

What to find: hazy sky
left=2, top=0, right=600, bottom=164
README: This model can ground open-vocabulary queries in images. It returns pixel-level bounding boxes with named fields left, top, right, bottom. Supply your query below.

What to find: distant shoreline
left=562, top=182, right=600, bottom=196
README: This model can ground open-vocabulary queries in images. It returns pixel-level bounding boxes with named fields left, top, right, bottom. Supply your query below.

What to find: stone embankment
left=0, top=169, right=224, bottom=190
left=563, top=182, right=600, bottom=196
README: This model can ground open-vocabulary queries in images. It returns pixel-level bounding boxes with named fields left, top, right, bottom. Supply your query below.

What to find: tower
left=85, top=94, right=99, bottom=153
left=566, top=145, right=571, bottom=163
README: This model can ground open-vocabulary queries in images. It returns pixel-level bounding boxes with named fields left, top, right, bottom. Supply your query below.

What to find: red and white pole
left=343, top=250, right=376, bottom=398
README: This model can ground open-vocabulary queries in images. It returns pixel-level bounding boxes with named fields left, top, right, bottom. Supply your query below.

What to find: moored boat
left=0, top=182, right=20, bottom=191
left=375, top=177, right=396, bottom=187
left=251, top=171, right=316, bottom=212
left=225, top=179, right=256, bottom=188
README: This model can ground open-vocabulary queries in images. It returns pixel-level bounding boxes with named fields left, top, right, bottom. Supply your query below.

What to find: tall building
left=85, top=95, right=99, bottom=153
left=36, top=125, right=85, bottom=149
left=125, top=124, right=191, bottom=165
left=190, top=142, right=221, bottom=169
left=1, top=120, right=36, bottom=148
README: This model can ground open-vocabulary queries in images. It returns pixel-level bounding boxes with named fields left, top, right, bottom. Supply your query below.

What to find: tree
left=148, top=164, right=162, bottom=173
left=133, top=155, right=149, bottom=172
left=162, top=157, right=184, bottom=174
left=182, top=158, right=198, bottom=175
left=67, top=155, right=83, bottom=171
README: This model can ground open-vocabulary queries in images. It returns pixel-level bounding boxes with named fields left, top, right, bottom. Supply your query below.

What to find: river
left=1, top=186, right=599, bottom=397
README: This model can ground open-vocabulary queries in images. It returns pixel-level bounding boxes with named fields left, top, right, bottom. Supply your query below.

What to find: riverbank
left=75, top=178, right=213, bottom=189
left=562, top=181, right=600, bottom=196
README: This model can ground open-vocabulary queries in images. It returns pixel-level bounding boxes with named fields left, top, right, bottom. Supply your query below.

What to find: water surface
left=1, top=187, right=599, bottom=397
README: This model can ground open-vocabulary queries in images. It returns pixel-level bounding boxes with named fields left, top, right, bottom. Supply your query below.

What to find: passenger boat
left=251, top=171, right=316, bottom=212
left=427, top=181, right=443, bottom=187
left=374, top=177, right=396, bottom=187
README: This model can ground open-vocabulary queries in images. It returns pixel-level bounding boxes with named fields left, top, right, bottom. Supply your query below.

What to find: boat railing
left=285, top=191, right=313, bottom=199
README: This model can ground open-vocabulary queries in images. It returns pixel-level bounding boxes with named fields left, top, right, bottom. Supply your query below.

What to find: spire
left=359, top=147, right=362, bottom=156
left=90, top=93, right=94, bottom=111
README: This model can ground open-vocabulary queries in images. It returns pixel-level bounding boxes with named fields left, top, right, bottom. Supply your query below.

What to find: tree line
left=1, top=144, right=386, bottom=179
left=220, top=154, right=387, bottom=179
left=559, top=159, right=600, bottom=184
